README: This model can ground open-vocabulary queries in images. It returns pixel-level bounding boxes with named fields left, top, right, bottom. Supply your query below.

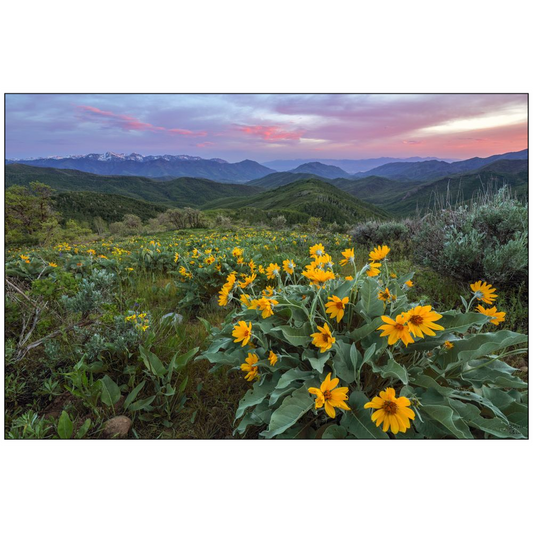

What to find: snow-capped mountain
left=5, top=153, right=270, bottom=183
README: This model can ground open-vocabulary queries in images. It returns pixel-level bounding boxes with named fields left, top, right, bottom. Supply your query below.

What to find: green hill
left=52, top=192, right=168, bottom=225
left=381, top=162, right=528, bottom=216
left=5, top=164, right=263, bottom=208
left=247, top=171, right=330, bottom=189
left=203, top=179, right=389, bottom=224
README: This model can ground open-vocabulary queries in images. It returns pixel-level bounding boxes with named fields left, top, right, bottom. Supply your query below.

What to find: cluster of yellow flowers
left=470, top=281, right=505, bottom=325
left=124, top=313, right=150, bottom=331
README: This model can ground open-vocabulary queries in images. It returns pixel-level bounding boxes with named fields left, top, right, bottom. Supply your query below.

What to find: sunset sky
left=5, top=94, right=528, bottom=162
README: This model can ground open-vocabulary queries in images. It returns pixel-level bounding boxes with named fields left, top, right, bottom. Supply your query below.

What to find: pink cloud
left=77, top=106, right=206, bottom=136
left=196, top=141, right=214, bottom=148
left=236, top=124, right=304, bottom=141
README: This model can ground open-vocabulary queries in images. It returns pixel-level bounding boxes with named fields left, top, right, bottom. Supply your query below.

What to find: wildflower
left=239, top=274, right=256, bottom=289
left=378, top=288, right=392, bottom=302
left=308, top=373, right=350, bottom=419
left=249, top=259, right=256, bottom=272
left=476, top=305, right=506, bottom=325
left=345, top=276, right=354, bottom=281
left=126, top=267, right=134, bottom=272
left=283, top=259, right=296, bottom=275
left=240, top=294, right=253, bottom=308
left=20, top=254, right=30, bottom=261
left=377, top=314, right=414, bottom=346
left=125, top=314, right=137, bottom=322
left=364, top=388, right=415, bottom=434
left=443, top=341, right=454, bottom=350
left=302, top=266, right=335, bottom=288
left=252, top=297, right=279, bottom=319
left=403, top=305, right=444, bottom=338
left=390, top=273, right=397, bottom=279
left=369, top=245, right=390, bottom=261
left=262, top=286, right=275, bottom=297
left=367, top=262, right=381, bottom=277
left=173, top=252, right=180, bottom=262
left=218, top=286, right=230, bottom=307
left=405, top=280, right=414, bottom=288
left=309, top=243, right=325, bottom=258
left=48, top=262, right=58, bottom=268
left=232, top=247, right=243, bottom=257
left=310, top=323, right=336, bottom=353
left=232, top=321, right=253, bottom=346
left=266, top=263, right=280, bottom=280
left=268, top=351, right=278, bottom=366
left=325, top=295, right=349, bottom=323
left=340, top=248, right=355, bottom=266
left=241, top=353, right=259, bottom=381
left=470, top=281, right=497, bottom=305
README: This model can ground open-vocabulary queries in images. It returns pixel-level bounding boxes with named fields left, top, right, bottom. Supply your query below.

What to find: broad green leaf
left=276, top=368, right=313, bottom=390
left=371, top=358, right=409, bottom=385
left=347, top=317, right=382, bottom=344
left=355, top=278, right=384, bottom=319
left=124, top=381, right=146, bottom=410
left=419, top=403, right=472, bottom=439
left=260, top=386, right=314, bottom=438
left=236, top=378, right=277, bottom=419
left=57, top=411, right=73, bottom=439
left=139, top=346, right=166, bottom=377
left=76, top=419, right=91, bottom=439
left=332, top=340, right=358, bottom=384
left=302, top=349, right=331, bottom=373
left=342, top=391, right=389, bottom=439
left=268, top=385, right=298, bottom=407
left=99, top=375, right=121, bottom=407
left=127, top=395, right=156, bottom=412
left=321, top=425, right=348, bottom=439
left=272, top=324, right=312, bottom=347
left=448, top=399, right=525, bottom=439
left=173, top=347, right=199, bottom=372
left=235, top=401, right=272, bottom=435
left=445, top=330, right=527, bottom=372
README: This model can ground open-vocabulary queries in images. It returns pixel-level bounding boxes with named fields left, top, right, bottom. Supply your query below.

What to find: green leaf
left=272, top=324, right=312, bottom=347
left=173, top=347, right=199, bottom=372
left=99, top=375, right=121, bottom=407
left=124, top=381, right=146, bottom=410
left=332, top=340, right=358, bottom=384
left=302, top=349, right=331, bottom=373
left=260, top=386, right=314, bottom=438
left=419, top=395, right=473, bottom=439
left=448, top=399, right=525, bottom=439
left=276, top=368, right=313, bottom=390
left=371, top=358, right=409, bottom=385
left=57, top=411, right=73, bottom=439
left=445, top=330, right=527, bottom=372
left=236, top=378, right=277, bottom=419
left=355, top=278, right=384, bottom=319
left=342, top=391, right=389, bottom=439
left=321, top=425, right=348, bottom=439
left=347, top=317, right=382, bottom=343
left=127, top=395, right=156, bottom=412
left=139, top=346, right=166, bottom=377
left=75, top=419, right=91, bottom=439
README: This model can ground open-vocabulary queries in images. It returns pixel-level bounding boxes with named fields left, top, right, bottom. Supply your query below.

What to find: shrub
left=350, top=219, right=416, bottom=245
left=199, top=242, right=527, bottom=439
left=414, top=187, right=528, bottom=286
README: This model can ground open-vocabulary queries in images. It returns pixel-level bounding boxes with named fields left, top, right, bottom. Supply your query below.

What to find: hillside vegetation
left=202, top=178, right=389, bottom=224
left=5, top=164, right=263, bottom=207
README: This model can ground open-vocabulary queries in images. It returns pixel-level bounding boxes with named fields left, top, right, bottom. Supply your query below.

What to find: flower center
left=394, top=323, right=405, bottom=331
left=322, top=334, right=331, bottom=343
left=383, top=400, right=397, bottom=414
left=410, top=315, right=424, bottom=325
left=244, top=330, right=250, bottom=337
left=336, top=302, right=344, bottom=310
left=323, top=390, right=332, bottom=400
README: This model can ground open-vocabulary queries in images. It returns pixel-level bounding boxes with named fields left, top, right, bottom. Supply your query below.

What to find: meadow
left=4, top=218, right=528, bottom=439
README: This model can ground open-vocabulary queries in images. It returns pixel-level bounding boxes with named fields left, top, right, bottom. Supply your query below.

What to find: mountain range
left=7, top=149, right=527, bottom=184
left=5, top=152, right=274, bottom=183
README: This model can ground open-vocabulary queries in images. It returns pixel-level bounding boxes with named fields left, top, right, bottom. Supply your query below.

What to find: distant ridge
left=5, top=153, right=274, bottom=183
left=352, top=149, right=528, bottom=181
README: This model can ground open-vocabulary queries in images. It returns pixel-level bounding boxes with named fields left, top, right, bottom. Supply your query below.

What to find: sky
left=5, top=94, right=528, bottom=162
